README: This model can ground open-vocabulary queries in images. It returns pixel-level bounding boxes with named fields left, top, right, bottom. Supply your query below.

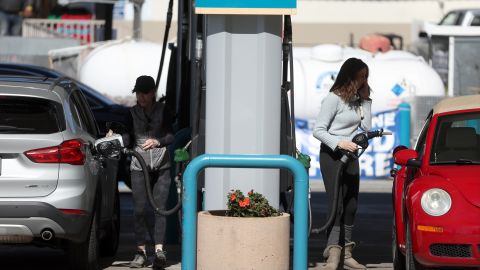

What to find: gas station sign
left=195, top=0, right=296, bottom=14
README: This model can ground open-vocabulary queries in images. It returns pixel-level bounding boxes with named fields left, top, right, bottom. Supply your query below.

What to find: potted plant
left=197, top=189, right=290, bottom=270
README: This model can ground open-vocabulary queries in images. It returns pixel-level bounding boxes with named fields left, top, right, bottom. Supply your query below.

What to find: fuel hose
left=124, top=149, right=182, bottom=216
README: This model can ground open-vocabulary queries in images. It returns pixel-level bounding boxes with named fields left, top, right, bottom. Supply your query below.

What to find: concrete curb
left=310, top=179, right=393, bottom=193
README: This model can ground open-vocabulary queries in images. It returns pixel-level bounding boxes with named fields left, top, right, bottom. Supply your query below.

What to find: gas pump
left=153, top=0, right=291, bottom=210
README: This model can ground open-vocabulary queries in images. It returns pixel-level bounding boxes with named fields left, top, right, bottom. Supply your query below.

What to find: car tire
left=406, top=218, right=427, bottom=270
left=392, top=218, right=406, bottom=270
left=67, top=210, right=100, bottom=270
left=100, top=189, right=120, bottom=257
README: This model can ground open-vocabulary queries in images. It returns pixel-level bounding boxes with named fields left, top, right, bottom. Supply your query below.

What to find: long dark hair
left=330, top=58, right=369, bottom=102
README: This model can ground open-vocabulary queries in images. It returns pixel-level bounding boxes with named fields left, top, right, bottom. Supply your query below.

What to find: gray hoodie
left=128, top=101, right=174, bottom=171
left=313, top=92, right=372, bottom=151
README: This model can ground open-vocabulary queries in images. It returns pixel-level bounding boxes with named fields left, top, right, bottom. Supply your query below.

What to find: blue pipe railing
left=181, top=154, right=309, bottom=270
left=398, top=102, right=411, bottom=148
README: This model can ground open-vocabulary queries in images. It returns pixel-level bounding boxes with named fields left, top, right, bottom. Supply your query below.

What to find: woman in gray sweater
left=313, top=58, right=372, bottom=270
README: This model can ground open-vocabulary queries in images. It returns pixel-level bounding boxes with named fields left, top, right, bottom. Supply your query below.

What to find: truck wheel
left=100, top=190, right=120, bottom=256
left=67, top=210, right=100, bottom=270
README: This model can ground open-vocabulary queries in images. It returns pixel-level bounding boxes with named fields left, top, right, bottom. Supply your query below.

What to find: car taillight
left=59, top=140, right=85, bottom=165
left=60, top=209, right=87, bottom=215
left=25, top=139, right=85, bottom=165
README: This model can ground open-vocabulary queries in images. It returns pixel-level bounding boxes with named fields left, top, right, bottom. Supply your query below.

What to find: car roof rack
left=0, top=75, right=77, bottom=94
left=48, top=76, right=77, bottom=94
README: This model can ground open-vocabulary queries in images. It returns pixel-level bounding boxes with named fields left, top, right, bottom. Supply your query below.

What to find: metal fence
left=0, top=36, right=81, bottom=67
left=22, top=19, right=105, bottom=44
left=453, top=37, right=480, bottom=96
left=407, top=95, right=445, bottom=146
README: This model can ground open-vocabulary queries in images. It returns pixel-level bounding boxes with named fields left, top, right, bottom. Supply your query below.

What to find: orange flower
left=248, top=190, right=253, bottom=196
left=239, top=200, right=246, bottom=208
left=239, top=197, right=250, bottom=208
left=230, top=192, right=236, bottom=201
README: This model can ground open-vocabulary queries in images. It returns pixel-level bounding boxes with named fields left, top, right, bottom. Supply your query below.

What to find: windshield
left=430, top=112, right=480, bottom=164
left=439, top=11, right=464, bottom=25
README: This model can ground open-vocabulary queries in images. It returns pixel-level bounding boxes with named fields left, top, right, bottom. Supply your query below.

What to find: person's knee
left=134, top=205, right=146, bottom=216
left=344, top=199, right=358, bottom=217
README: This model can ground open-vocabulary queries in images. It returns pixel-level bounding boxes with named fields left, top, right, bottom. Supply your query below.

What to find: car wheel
left=392, top=218, right=406, bottom=270
left=67, top=210, right=100, bottom=270
left=100, top=189, right=120, bottom=257
left=406, top=219, right=427, bottom=270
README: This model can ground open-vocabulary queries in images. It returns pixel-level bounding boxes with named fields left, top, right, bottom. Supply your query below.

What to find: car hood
left=431, top=166, right=480, bottom=208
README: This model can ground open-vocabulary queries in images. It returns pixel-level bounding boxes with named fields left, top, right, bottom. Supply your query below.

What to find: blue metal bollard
left=181, top=154, right=309, bottom=270
left=398, top=102, right=411, bottom=148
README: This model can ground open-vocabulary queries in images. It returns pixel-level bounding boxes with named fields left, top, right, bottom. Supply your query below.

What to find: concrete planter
left=197, top=210, right=290, bottom=270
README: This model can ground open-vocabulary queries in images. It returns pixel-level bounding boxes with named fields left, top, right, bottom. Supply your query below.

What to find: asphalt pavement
left=0, top=180, right=394, bottom=270
left=113, top=180, right=395, bottom=270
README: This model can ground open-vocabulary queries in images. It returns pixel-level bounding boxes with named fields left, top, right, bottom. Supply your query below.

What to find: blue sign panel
left=391, top=83, right=405, bottom=97
left=196, top=0, right=296, bottom=9
left=296, top=109, right=400, bottom=180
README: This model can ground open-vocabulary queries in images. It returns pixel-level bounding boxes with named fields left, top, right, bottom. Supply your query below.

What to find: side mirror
left=390, top=168, right=398, bottom=178
left=418, top=31, right=428, bottom=38
left=393, top=145, right=408, bottom=156
left=394, top=149, right=420, bottom=167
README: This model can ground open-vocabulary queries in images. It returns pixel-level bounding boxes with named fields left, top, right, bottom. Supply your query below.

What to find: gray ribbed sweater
left=313, top=92, right=372, bottom=151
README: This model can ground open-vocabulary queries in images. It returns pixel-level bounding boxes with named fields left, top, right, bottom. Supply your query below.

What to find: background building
left=112, top=0, right=480, bottom=49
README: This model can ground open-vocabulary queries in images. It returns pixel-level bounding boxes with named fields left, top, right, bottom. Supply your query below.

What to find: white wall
left=118, top=0, right=178, bottom=21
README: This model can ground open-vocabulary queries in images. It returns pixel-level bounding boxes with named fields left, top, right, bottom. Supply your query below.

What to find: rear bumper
left=0, top=202, right=91, bottom=243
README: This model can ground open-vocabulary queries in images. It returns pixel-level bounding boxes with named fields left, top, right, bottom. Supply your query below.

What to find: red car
left=392, top=95, right=480, bottom=270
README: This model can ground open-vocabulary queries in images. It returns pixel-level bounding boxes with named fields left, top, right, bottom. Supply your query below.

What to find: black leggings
left=320, top=144, right=360, bottom=245
left=131, top=169, right=171, bottom=246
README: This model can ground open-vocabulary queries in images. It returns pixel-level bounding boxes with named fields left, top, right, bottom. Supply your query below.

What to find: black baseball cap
left=132, top=75, right=156, bottom=93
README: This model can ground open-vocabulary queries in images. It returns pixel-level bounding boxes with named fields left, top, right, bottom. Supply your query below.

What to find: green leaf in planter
left=296, top=151, right=311, bottom=169
left=174, top=148, right=190, bottom=162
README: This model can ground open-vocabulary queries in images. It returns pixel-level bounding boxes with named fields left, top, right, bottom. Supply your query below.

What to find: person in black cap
left=124, top=75, right=174, bottom=269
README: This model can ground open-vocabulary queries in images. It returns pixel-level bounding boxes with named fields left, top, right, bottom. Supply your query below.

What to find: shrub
left=226, top=189, right=280, bottom=217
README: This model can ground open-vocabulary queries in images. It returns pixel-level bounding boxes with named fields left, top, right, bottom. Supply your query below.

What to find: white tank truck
left=78, top=39, right=171, bottom=106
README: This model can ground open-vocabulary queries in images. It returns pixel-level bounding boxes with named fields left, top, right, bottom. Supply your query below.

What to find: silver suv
left=0, top=76, right=120, bottom=270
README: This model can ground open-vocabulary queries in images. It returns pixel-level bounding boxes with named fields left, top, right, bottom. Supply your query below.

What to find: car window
left=415, top=111, right=432, bottom=160
left=0, top=96, right=65, bottom=134
left=439, top=11, right=465, bottom=25
left=430, top=112, right=480, bottom=164
left=71, top=90, right=98, bottom=137
left=471, top=15, right=480, bottom=26
left=69, top=95, right=85, bottom=130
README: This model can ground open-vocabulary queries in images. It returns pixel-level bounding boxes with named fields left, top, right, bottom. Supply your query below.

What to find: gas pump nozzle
left=340, top=129, right=392, bottom=163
